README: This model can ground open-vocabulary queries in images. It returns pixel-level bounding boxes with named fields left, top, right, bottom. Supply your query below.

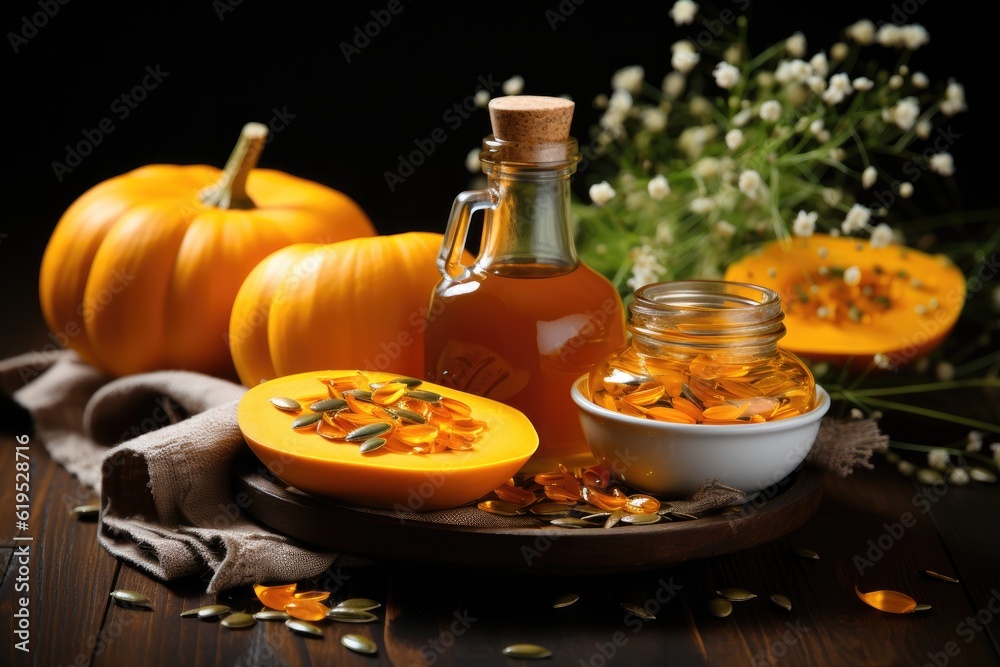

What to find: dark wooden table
left=2, top=385, right=999, bottom=667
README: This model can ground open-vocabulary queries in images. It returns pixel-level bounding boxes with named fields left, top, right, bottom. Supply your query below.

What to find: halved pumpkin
left=238, top=370, right=538, bottom=511
left=723, top=235, right=966, bottom=367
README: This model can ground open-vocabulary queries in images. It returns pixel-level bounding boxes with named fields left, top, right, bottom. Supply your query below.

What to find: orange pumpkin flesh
left=238, top=370, right=538, bottom=511
left=229, top=232, right=461, bottom=386
left=39, top=123, right=375, bottom=378
left=723, top=235, right=966, bottom=366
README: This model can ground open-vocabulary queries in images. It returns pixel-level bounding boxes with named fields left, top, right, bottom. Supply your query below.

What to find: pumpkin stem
left=199, top=122, right=269, bottom=210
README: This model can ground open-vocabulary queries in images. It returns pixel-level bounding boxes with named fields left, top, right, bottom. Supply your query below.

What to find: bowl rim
left=571, top=374, right=830, bottom=431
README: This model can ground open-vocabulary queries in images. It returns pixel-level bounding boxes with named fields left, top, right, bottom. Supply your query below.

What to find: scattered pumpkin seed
left=655, top=502, right=674, bottom=515
left=477, top=499, right=526, bottom=516
left=501, top=644, right=552, bottom=659
left=270, top=396, right=302, bottom=411
left=549, top=517, right=596, bottom=529
left=222, top=612, right=256, bottom=628
left=309, top=398, right=347, bottom=412
left=792, top=547, right=820, bottom=560
left=620, top=602, right=655, bottom=620
left=708, top=598, right=733, bottom=618
left=769, top=594, right=792, bottom=611
left=391, top=376, right=423, bottom=388
left=717, top=588, right=757, bottom=602
left=578, top=512, right=611, bottom=522
left=921, top=570, right=959, bottom=584
left=285, top=619, right=323, bottom=636
left=359, top=437, right=387, bottom=454
left=327, top=609, right=379, bottom=623
left=341, top=633, right=378, bottom=655
left=387, top=407, right=427, bottom=424
left=404, top=389, right=443, bottom=403
left=668, top=511, right=699, bottom=521
left=913, top=603, right=933, bottom=612
left=71, top=504, right=101, bottom=521
left=530, top=503, right=571, bottom=517
left=343, top=389, right=374, bottom=401
left=621, top=513, right=661, bottom=525
left=345, top=422, right=393, bottom=442
left=197, top=604, right=231, bottom=619
left=291, top=412, right=323, bottom=429
left=604, top=509, right=625, bottom=529
left=110, top=590, right=151, bottom=607
left=334, top=598, right=381, bottom=612
left=253, top=610, right=290, bottom=621
left=722, top=506, right=743, bottom=516
left=969, top=467, right=997, bottom=483
left=916, top=468, right=944, bottom=485
left=553, top=593, right=580, bottom=608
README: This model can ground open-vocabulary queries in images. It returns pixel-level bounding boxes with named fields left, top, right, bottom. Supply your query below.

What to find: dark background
left=1, top=0, right=994, bottom=360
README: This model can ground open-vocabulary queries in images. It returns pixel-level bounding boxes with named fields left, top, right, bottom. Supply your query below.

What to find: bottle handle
left=438, top=189, right=495, bottom=280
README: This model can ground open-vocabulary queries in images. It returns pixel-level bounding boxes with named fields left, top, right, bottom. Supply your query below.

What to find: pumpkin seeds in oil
left=342, top=633, right=378, bottom=655
left=270, top=396, right=301, bottom=411
left=502, top=644, right=552, bottom=659
left=387, top=407, right=426, bottom=424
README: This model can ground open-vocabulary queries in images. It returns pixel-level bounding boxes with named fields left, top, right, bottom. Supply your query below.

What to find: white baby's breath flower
left=876, top=24, right=903, bottom=48
left=829, top=147, right=846, bottom=162
left=678, top=125, right=713, bottom=158
left=662, top=71, right=686, bottom=98
left=885, top=97, right=920, bottom=131
left=474, top=90, right=490, bottom=108
left=713, top=62, right=741, bottom=89
left=465, top=147, right=481, bottom=173
left=671, top=40, right=701, bottom=73
left=993, top=442, right=1000, bottom=467
left=599, top=108, right=626, bottom=133
left=713, top=220, right=737, bottom=240
left=647, top=174, right=671, bottom=200
left=689, top=196, right=716, bottom=214
left=948, top=468, right=971, bottom=485
left=725, top=129, right=744, bottom=150
left=822, top=72, right=853, bottom=105
left=927, top=448, right=950, bottom=471
left=693, top=157, right=721, bottom=179
left=929, top=152, right=955, bottom=176
left=966, top=430, right=984, bottom=453
left=793, top=210, right=818, bottom=237
left=888, top=74, right=904, bottom=90
left=901, top=24, right=930, bottom=50
left=850, top=408, right=864, bottom=419
left=843, top=265, right=862, bottom=286
left=936, top=361, right=956, bottom=381
left=862, top=166, right=878, bottom=189
left=502, top=75, right=524, bottom=95
left=831, top=41, right=849, bottom=61
left=759, top=100, right=782, bottom=122
left=612, top=66, right=645, bottom=95
left=809, top=118, right=825, bottom=136
left=689, top=96, right=712, bottom=117
left=724, top=44, right=742, bottom=65
left=786, top=32, right=807, bottom=58
left=899, top=182, right=914, bottom=198
left=846, top=19, right=876, bottom=45
left=916, top=119, right=932, bottom=140
left=852, top=77, right=874, bottom=91
left=940, top=79, right=968, bottom=116
left=738, top=169, right=764, bottom=199
left=807, top=75, right=827, bottom=94
left=608, top=89, right=633, bottom=113
left=911, top=71, right=930, bottom=89
left=809, top=52, right=829, bottom=77
left=898, top=460, right=916, bottom=476
left=627, top=244, right=666, bottom=291
left=732, top=108, right=753, bottom=128
left=655, top=222, right=674, bottom=245
left=589, top=181, right=616, bottom=206
left=842, top=203, right=871, bottom=234
left=592, top=93, right=608, bottom=109
left=870, top=223, right=894, bottom=248
left=669, top=0, right=699, bottom=26
left=642, top=107, right=668, bottom=132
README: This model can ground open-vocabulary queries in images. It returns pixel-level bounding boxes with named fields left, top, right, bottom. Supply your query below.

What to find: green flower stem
left=841, top=378, right=1000, bottom=397
left=840, top=394, right=1000, bottom=435
left=887, top=440, right=998, bottom=470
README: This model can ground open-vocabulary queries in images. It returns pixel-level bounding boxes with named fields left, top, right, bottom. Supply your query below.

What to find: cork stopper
left=487, top=96, right=575, bottom=162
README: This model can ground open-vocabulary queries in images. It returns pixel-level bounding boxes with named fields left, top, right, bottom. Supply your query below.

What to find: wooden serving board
left=233, top=448, right=823, bottom=575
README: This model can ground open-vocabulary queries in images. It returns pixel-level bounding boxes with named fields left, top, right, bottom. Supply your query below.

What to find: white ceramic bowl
left=570, top=376, right=830, bottom=496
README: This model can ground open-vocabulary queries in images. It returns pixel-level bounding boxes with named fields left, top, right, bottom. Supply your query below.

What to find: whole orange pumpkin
left=39, top=123, right=375, bottom=378
left=229, top=232, right=453, bottom=386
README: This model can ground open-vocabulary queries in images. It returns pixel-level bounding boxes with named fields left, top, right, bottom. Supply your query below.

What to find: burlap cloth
left=0, top=350, right=887, bottom=593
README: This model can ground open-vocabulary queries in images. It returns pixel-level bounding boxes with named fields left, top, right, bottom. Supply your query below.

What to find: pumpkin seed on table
left=285, top=619, right=323, bottom=636
left=920, top=570, right=959, bottom=584
left=716, top=588, right=756, bottom=602
left=327, top=609, right=379, bottom=623
left=502, top=644, right=552, bottom=659
left=254, top=609, right=290, bottom=621
left=620, top=603, right=655, bottom=620
left=71, top=504, right=101, bottom=521
left=333, top=598, right=382, bottom=612
left=603, top=509, right=624, bottom=528
left=197, top=604, right=231, bottom=619
left=553, top=593, right=580, bottom=608
left=221, top=612, right=256, bottom=628
left=913, top=603, right=933, bottom=612
left=342, top=633, right=378, bottom=655
left=769, top=594, right=792, bottom=611
left=270, top=396, right=302, bottom=411
left=181, top=604, right=227, bottom=618
left=792, top=547, right=820, bottom=560
left=110, top=590, right=152, bottom=607
left=708, top=598, right=733, bottom=618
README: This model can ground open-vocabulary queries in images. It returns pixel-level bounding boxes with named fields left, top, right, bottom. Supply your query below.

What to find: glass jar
left=588, top=280, right=816, bottom=424
left=425, top=96, right=627, bottom=470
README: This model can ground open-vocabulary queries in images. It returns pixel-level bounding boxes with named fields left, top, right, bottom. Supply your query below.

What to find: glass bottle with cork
left=424, top=95, right=627, bottom=471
